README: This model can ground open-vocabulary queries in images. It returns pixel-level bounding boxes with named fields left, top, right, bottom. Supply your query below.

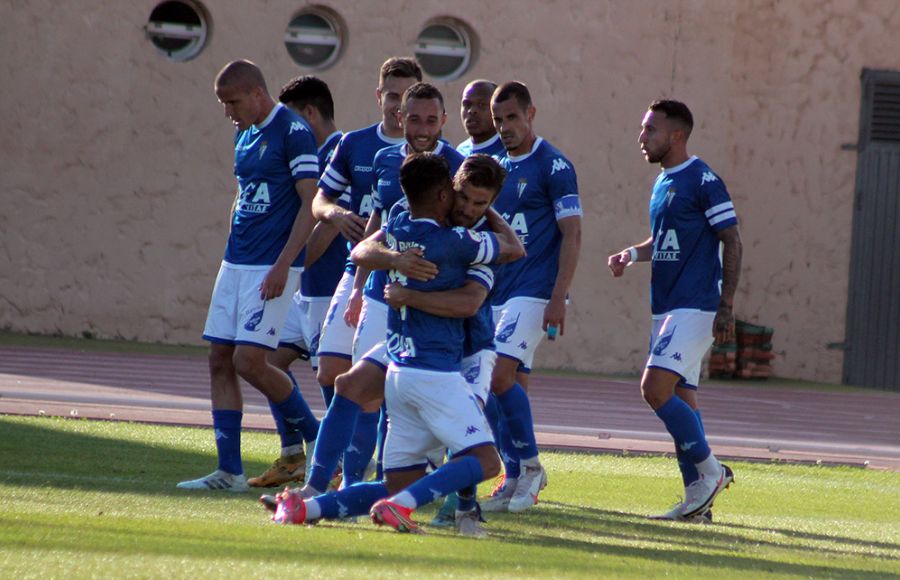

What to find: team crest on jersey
left=701, top=171, right=718, bottom=185
left=666, top=187, right=677, bottom=207
left=652, top=325, right=677, bottom=356
left=258, top=141, right=268, bottom=160
left=517, top=178, right=528, bottom=198
left=453, top=227, right=481, bottom=243
left=550, top=158, right=570, bottom=175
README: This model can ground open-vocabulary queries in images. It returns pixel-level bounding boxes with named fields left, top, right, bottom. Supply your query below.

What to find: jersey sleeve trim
left=466, top=264, right=495, bottom=290
left=706, top=201, right=737, bottom=228
left=290, top=154, right=320, bottom=178
left=554, top=194, right=583, bottom=220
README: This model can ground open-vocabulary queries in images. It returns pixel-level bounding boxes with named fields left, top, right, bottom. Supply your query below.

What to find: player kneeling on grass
left=608, top=100, right=742, bottom=522
left=270, top=153, right=523, bottom=535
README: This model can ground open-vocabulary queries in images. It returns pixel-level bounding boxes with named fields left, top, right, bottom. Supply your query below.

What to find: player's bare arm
left=311, top=189, right=366, bottom=243
left=608, top=236, right=654, bottom=277
left=484, top=207, right=526, bottom=263
left=544, top=215, right=582, bottom=335
left=260, top=178, right=317, bottom=300
left=714, top=225, right=742, bottom=345
left=303, top=221, right=341, bottom=269
left=384, top=280, right=488, bottom=318
left=350, top=230, right=438, bottom=281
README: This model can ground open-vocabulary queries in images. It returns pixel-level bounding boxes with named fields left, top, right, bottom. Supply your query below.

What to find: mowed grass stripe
left=0, top=415, right=897, bottom=578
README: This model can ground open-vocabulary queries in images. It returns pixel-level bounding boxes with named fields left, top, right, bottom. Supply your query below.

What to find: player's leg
left=644, top=311, right=733, bottom=519
left=489, top=298, right=548, bottom=512
left=178, top=263, right=248, bottom=491
left=316, top=271, right=357, bottom=404
left=303, top=356, right=385, bottom=495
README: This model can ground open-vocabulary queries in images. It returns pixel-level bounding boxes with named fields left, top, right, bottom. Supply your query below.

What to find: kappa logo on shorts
left=671, top=352, right=682, bottom=362
left=652, top=325, right=677, bottom=356
left=518, top=340, right=528, bottom=350
left=465, top=425, right=480, bottom=436
left=267, top=327, right=277, bottom=336
left=496, top=313, right=521, bottom=343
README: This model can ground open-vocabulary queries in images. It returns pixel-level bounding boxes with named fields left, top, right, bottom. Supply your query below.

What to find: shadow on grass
left=0, top=416, right=271, bottom=498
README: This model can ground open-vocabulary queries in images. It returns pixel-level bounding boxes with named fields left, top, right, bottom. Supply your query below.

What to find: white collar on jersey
left=506, top=136, right=544, bottom=163
left=469, top=133, right=501, bottom=151
left=377, top=122, right=406, bottom=145
left=401, top=141, right=446, bottom=157
left=409, top=216, right=441, bottom=227
left=255, top=102, right=283, bottom=130
left=319, top=130, right=343, bottom=153
left=662, top=155, right=699, bottom=176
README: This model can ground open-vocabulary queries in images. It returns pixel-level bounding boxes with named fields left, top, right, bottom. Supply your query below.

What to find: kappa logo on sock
left=679, top=441, right=697, bottom=451
left=511, top=439, right=530, bottom=449
left=214, top=429, right=228, bottom=440
left=337, top=501, right=349, bottom=519
left=430, top=488, right=443, bottom=502
left=345, top=443, right=360, bottom=454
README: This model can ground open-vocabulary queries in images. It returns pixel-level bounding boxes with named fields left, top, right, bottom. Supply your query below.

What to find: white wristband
left=627, top=247, right=638, bottom=265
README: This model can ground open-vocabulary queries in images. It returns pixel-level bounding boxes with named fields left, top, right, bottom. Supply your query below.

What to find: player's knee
left=208, top=347, right=234, bottom=378
left=640, top=382, right=669, bottom=410
left=316, top=357, right=347, bottom=386
left=232, top=350, right=266, bottom=383
left=479, top=449, right=502, bottom=481
left=334, top=373, right=371, bottom=405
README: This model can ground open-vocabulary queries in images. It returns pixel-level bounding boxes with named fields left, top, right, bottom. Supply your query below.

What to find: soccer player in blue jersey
left=177, top=60, right=321, bottom=492
left=309, top=57, right=422, bottom=485
left=481, top=82, right=583, bottom=512
left=272, top=153, right=523, bottom=535
left=456, top=80, right=505, bottom=158
left=297, top=82, right=464, bottom=494
left=244, top=76, right=345, bottom=488
left=608, top=100, right=742, bottom=520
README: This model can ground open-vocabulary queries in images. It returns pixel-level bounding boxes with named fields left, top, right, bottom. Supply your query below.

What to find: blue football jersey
left=457, top=133, right=506, bottom=158
left=364, top=142, right=466, bottom=305
left=491, top=137, right=582, bottom=304
left=301, top=131, right=349, bottom=298
left=385, top=212, right=499, bottom=372
left=225, top=103, right=319, bottom=267
left=463, top=216, right=499, bottom=357
left=649, top=156, right=738, bottom=315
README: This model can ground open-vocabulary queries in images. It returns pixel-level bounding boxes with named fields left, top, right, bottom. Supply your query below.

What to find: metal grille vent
left=870, top=81, right=900, bottom=143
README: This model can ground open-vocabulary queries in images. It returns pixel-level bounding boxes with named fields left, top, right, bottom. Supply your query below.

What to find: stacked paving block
left=708, top=320, right=775, bottom=380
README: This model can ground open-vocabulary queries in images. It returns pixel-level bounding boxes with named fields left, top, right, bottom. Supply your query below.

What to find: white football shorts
left=351, top=297, right=388, bottom=365
left=491, top=297, right=548, bottom=372
left=316, top=270, right=356, bottom=360
left=646, top=309, right=716, bottom=390
left=461, top=349, right=497, bottom=405
left=279, top=292, right=331, bottom=368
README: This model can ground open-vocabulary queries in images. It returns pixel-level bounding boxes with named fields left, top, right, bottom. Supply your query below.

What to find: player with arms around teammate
left=246, top=75, right=346, bottom=488
left=177, top=60, right=320, bottom=492
left=608, top=100, right=742, bottom=521
left=308, top=58, right=422, bottom=483
left=457, top=80, right=505, bottom=157
left=482, top=81, right=583, bottom=512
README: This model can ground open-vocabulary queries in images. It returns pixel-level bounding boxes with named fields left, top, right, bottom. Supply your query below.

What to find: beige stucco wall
left=2, top=0, right=898, bottom=382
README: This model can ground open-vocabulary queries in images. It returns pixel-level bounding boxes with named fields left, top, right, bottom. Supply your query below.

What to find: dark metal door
left=843, top=69, right=900, bottom=390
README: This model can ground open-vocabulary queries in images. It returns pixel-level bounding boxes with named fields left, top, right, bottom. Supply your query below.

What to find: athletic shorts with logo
left=491, top=297, right=548, bottom=372
left=202, top=262, right=301, bottom=351
left=280, top=293, right=331, bottom=368
left=461, top=349, right=497, bottom=404
left=646, top=309, right=716, bottom=390
left=383, top=364, right=494, bottom=471
left=316, top=270, right=356, bottom=360
left=351, top=297, right=388, bottom=365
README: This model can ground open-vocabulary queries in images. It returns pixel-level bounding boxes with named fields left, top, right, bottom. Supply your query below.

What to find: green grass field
left=0, top=416, right=897, bottom=578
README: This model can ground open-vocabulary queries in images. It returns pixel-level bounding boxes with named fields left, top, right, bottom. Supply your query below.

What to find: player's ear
left=375, top=86, right=383, bottom=107
left=526, top=104, right=536, bottom=123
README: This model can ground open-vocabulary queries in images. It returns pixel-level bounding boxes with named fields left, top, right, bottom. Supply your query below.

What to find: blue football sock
left=396, top=455, right=484, bottom=509
left=266, top=398, right=294, bottom=450
left=375, top=404, right=388, bottom=480
left=307, top=394, right=361, bottom=492
left=314, top=481, right=389, bottom=520
left=485, top=394, right=520, bottom=479
left=676, top=408, right=705, bottom=486
left=274, top=375, right=319, bottom=444
left=457, top=484, right=477, bottom=512
left=212, top=409, right=243, bottom=475
left=320, top=384, right=335, bottom=408
left=655, top=396, right=711, bottom=464
left=497, top=384, right=539, bottom=461
left=343, top=410, right=379, bottom=486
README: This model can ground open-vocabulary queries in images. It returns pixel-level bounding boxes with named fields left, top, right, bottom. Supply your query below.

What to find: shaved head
left=464, top=79, right=497, bottom=98
left=215, top=59, right=268, bottom=94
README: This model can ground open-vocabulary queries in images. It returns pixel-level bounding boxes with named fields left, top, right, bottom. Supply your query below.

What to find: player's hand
left=332, top=209, right=367, bottom=244
left=607, top=251, right=631, bottom=277
left=394, top=248, right=438, bottom=282
left=260, top=263, right=290, bottom=300
left=543, top=296, right=566, bottom=336
left=384, top=283, right=411, bottom=309
left=713, top=304, right=735, bottom=345
left=343, top=289, right=363, bottom=327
